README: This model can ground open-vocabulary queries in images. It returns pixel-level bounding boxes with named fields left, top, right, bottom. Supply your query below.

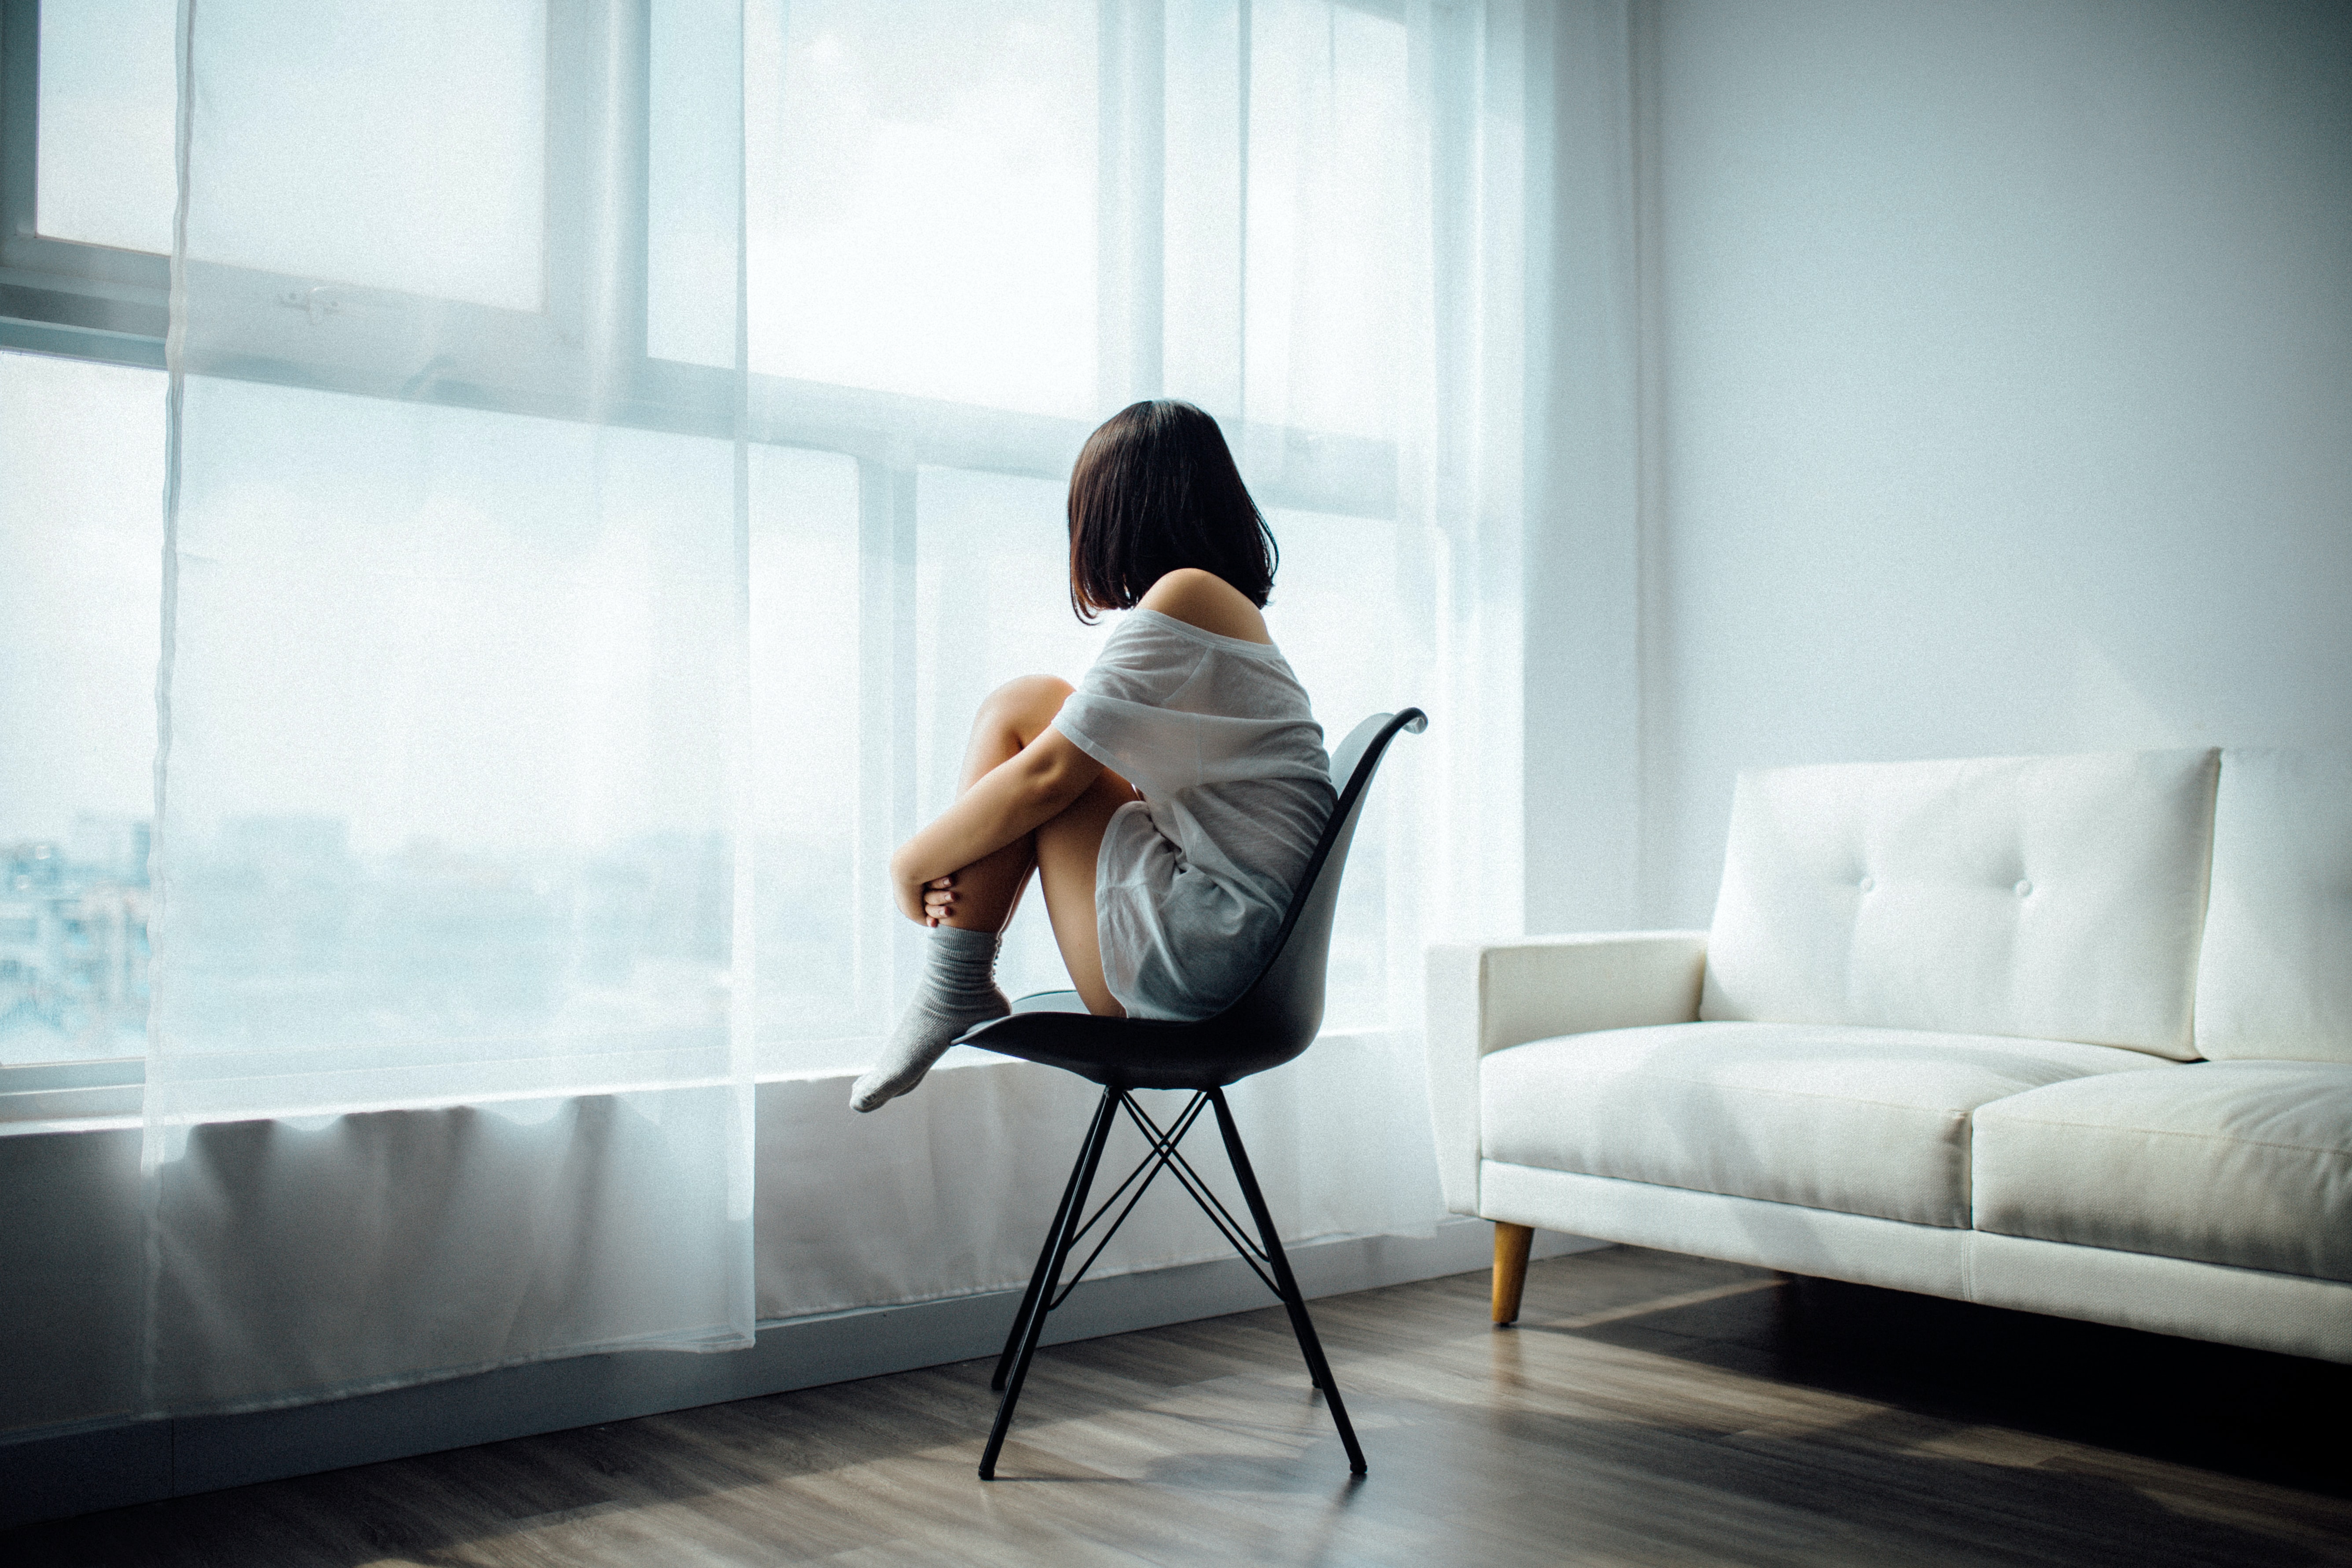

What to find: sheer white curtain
left=725, top=0, right=1531, bottom=1255
left=136, top=0, right=1531, bottom=1410
left=146, top=0, right=756, bottom=1411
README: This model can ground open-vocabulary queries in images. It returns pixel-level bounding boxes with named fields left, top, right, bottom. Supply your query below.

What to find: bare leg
left=1035, top=772, right=1132, bottom=1017
left=928, top=675, right=1067, bottom=935
left=928, top=675, right=1134, bottom=1016
left=851, top=677, right=1136, bottom=1110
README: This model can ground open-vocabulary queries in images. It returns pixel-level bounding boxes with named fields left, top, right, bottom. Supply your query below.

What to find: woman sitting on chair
left=851, top=400, right=1336, bottom=1112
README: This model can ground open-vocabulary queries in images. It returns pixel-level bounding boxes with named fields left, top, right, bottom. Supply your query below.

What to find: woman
left=851, top=400, right=1336, bottom=1112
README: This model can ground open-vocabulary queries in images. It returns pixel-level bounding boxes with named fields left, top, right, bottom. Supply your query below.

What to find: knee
left=979, top=674, right=1075, bottom=730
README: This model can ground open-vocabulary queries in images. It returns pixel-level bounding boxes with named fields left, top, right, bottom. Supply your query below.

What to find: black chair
left=957, top=708, right=1427, bottom=1480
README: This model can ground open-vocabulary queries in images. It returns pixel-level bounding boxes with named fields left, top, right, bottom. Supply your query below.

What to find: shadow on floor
left=1531, top=1266, right=2352, bottom=1501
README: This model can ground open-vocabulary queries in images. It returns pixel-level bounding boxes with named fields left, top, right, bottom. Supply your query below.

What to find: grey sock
left=850, top=925, right=1011, bottom=1112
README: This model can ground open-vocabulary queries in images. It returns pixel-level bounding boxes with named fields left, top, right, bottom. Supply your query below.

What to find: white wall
left=1524, top=0, right=1648, bottom=935
left=1594, top=0, right=2352, bottom=926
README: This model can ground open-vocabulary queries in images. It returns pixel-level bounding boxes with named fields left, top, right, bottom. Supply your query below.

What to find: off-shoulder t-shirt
left=1050, top=609, right=1334, bottom=1021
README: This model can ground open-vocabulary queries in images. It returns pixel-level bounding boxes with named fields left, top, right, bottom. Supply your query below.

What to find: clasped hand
left=893, top=868, right=959, bottom=928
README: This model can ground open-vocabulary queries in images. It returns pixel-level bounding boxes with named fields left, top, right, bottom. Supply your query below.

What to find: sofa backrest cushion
left=2196, top=749, right=2352, bottom=1063
left=1700, top=749, right=2219, bottom=1060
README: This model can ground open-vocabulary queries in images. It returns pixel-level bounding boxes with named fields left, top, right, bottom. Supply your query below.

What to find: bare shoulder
left=1137, top=568, right=1272, bottom=644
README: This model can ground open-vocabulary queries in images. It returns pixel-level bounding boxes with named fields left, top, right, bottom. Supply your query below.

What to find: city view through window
left=1, top=823, right=152, bottom=1061
left=1, top=351, right=165, bottom=1064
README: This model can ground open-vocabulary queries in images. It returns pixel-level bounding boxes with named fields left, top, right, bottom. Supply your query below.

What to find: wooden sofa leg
left=1491, top=1222, right=1533, bottom=1327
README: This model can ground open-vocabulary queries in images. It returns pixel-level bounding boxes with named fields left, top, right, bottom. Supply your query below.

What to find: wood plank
left=4, top=1246, right=2347, bottom=1566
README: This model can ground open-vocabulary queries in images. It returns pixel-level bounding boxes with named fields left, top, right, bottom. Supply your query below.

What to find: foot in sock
left=850, top=924, right=1010, bottom=1112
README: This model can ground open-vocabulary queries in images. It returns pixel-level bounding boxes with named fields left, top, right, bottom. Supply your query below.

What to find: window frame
left=1, top=0, right=1405, bottom=493
left=0, top=0, right=169, bottom=366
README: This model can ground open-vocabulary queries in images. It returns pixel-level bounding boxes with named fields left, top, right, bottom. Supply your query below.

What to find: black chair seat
left=955, top=708, right=1424, bottom=1481
left=961, top=996, right=1314, bottom=1090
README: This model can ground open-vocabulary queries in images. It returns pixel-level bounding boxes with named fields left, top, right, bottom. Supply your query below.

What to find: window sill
left=0, top=1059, right=144, bottom=1135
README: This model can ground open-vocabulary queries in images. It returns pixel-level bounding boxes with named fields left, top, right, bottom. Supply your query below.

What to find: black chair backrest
left=1209, top=708, right=1427, bottom=1070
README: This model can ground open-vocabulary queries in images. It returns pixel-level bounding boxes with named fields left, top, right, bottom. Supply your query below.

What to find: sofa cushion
left=1480, top=1021, right=2164, bottom=1228
left=1700, top=749, right=2218, bottom=1059
left=1973, top=1062, right=2352, bottom=1283
left=2196, top=749, right=2352, bottom=1064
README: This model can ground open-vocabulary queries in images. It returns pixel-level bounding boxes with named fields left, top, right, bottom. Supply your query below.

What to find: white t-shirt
left=1051, top=608, right=1335, bottom=1021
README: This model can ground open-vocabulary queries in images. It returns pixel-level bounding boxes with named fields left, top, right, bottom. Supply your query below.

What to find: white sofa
left=1426, top=748, right=2352, bottom=1362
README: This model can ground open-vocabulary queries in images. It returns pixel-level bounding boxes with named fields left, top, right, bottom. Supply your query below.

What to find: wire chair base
left=978, top=1082, right=1368, bottom=1480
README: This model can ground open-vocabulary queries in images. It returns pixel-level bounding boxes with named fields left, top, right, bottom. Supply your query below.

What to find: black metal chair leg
left=1208, top=1088, right=1368, bottom=1474
left=991, top=1108, right=1102, bottom=1392
left=979, top=1085, right=1119, bottom=1480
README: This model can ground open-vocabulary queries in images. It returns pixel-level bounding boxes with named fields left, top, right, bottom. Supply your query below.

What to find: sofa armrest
left=1423, top=931, right=1709, bottom=1215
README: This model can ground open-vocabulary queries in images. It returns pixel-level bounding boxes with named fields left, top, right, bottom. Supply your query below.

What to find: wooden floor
left=9, top=1246, right=2351, bottom=1567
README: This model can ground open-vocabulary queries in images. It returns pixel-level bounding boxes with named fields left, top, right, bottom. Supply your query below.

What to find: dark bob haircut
left=1067, top=400, right=1277, bottom=623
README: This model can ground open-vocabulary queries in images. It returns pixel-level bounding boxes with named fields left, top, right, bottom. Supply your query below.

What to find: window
left=2, top=0, right=1445, bottom=1073
left=179, top=0, right=550, bottom=310
left=32, top=0, right=175, bottom=256
left=0, top=348, right=164, bottom=1063
left=743, top=0, right=1100, bottom=416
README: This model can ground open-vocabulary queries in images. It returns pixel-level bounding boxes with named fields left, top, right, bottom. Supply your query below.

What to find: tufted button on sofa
left=1427, top=748, right=2352, bottom=1361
